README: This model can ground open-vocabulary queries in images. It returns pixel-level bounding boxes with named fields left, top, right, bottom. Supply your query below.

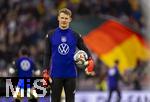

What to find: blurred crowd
left=0, top=0, right=148, bottom=90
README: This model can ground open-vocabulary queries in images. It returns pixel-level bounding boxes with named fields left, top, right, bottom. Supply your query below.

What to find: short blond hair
left=58, top=8, right=72, bottom=17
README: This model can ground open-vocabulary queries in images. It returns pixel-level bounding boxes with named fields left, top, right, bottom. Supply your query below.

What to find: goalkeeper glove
left=85, top=58, right=94, bottom=75
left=42, top=69, right=52, bottom=87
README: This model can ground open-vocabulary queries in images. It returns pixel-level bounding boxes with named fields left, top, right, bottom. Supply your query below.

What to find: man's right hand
left=42, top=69, right=52, bottom=86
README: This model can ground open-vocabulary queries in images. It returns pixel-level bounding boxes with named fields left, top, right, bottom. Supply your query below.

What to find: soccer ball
left=74, top=50, right=88, bottom=68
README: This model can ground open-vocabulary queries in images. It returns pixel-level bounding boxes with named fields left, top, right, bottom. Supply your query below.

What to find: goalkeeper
left=43, top=8, right=94, bottom=102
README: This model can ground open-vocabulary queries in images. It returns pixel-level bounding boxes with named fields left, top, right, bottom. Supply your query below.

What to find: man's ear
left=69, top=17, right=72, bottom=22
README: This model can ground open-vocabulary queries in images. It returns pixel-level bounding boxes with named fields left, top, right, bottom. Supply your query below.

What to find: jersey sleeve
left=43, top=30, right=54, bottom=71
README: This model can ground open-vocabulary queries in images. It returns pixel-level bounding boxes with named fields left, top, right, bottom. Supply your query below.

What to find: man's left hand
left=85, top=58, right=95, bottom=75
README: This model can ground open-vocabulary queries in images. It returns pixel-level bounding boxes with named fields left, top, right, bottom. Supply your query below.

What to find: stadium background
left=0, top=0, right=150, bottom=102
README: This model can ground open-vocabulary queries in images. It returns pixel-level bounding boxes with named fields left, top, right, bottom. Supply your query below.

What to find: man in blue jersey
left=12, top=47, right=38, bottom=102
left=43, top=8, right=94, bottom=102
left=107, top=60, right=121, bottom=102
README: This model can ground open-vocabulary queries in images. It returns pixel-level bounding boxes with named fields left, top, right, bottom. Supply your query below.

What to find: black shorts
left=51, top=78, right=76, bottom=102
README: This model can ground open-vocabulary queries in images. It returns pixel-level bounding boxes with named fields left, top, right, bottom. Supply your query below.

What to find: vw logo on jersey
left=20, top=60, right=31, bottom=71
left=58, top=43, right=70, bottom=55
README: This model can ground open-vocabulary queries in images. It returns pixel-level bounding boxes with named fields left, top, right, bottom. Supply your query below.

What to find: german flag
left=71, top=18, right=149, bottom=73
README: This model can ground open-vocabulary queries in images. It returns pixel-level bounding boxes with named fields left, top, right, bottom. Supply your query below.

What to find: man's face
left=58, top=12, right=71, bottom=29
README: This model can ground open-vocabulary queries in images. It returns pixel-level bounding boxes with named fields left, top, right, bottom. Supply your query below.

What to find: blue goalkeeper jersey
left=44, top=27, right=91, bottom=78
left=50, top=27, right=77, bottom=78
left=15, top=56, right=35, bottom=77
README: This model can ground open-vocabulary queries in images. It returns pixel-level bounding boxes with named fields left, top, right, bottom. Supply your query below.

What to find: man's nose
left=62, top=19, right=66, bottom=22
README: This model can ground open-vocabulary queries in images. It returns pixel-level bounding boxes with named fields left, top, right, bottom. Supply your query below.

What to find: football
left=74, top=50, right=88, bottom=68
